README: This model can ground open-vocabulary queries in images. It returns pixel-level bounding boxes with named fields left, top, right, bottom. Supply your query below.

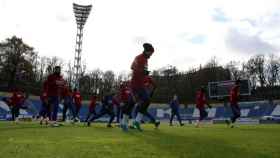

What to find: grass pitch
left=0, top=122, right=279, bottom=158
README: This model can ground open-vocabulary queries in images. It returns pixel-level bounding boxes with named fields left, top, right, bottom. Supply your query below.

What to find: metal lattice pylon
left=73, top=3, right=92, bottom=89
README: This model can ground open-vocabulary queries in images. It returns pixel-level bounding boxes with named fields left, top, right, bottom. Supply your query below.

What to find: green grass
left=0, top=122, right=279, bottom=158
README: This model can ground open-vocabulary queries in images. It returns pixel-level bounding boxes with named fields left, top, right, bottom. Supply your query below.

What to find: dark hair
left=143, top=43, right=154, bottom=52
left=235, top=79, right=241, bottom=85
left=200, top=86, right=206, bottom=92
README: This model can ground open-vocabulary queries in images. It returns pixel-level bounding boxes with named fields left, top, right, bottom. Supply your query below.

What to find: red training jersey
left=44, top=74, right=65, bottom=97
left=120, top=86, right=132, bottom=102
left=196, top=90, right=206, bottom=109
left=112, top=96, right=120, bottom=107
left=11, top=91, right=25, bottom=106
left=143, top=75, right=156, bottom=91
left=89, top=96, right=97, bottom=112
left=131, top=53, right=148, bottom=89
left=73, top=91, right=82, bottom=107
left=62, top=86, right=72, bottom=97
left=40, top=92, right=48, bottom=103
left=230, top=85, right=239, bottom=106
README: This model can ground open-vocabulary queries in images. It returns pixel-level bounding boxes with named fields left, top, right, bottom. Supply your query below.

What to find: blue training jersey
left=170, top=99, right=179, bottom=110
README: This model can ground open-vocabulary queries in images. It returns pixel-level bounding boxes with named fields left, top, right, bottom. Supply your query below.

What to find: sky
left=0, top=0, right=280, bottom=73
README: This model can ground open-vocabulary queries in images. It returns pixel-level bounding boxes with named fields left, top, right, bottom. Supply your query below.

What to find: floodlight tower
left=73, top=3, right=92, bottom=89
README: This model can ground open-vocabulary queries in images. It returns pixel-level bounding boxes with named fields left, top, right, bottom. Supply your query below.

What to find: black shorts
left=199, top=108, right=208, bottom=121
left=122, top=100, right=135, bottom=115
left=230, top=105, right=241, bottom=117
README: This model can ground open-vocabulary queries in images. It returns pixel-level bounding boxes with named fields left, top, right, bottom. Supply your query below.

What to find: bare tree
left=266, top=54, right=280, bottom=87
left=65, top=61, right=75, bottom=88
left=225, top=61, right=242, bottom=80
left=102, top=70, right=115, bottom=94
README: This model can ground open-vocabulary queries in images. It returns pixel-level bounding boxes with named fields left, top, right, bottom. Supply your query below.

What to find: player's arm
left=206, top=102, right=212, bottom=109
left=204, top=94, right=212, bottom=108
left=80, top=93, right=83, bottom=102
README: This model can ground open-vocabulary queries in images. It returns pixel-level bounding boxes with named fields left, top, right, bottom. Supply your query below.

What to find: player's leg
left=73, top=103, right=78, bottom=120
left=146, top=111, right=160, bottom=127
left=11, top=106, right=16, bottom=121
left=230, top=105, right=241, bottom=128
left=87, top=107, right=106, bottom=126
left=175, top=110, right=184, bottom=126
left=67, top=98, right=75, bottom=120
left=14, top=106, right=20, bottom=123
left=116, top=106, right=120, bottom=124
left=74, top=105, right=81, bottom=122
left=62, top=102, right=68, bottom=122
left=50, top=96, right=59, bottom=127
left=107, top=109, right=115, bottom=128
left=121, top=100, right=135, bottom=131
left=169, top=110, right=175, bottom=126
left=133, top=89, right=145, bottom=131
left=196, top=108, right=206, bottom=127
left=85, top=111, right=91, bottom=122
left=134, top=88, right=159, bottom=130
left=39, top=103, right=47, bottom=125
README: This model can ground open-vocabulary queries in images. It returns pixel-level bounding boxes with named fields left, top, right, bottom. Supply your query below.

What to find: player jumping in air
left=43, top=66, right=66, bottom=127
left=226, top=80, right=241, bottom=128
left=119, top=81, right=135, bottom=131
left=195, top=86, right=212, bottom=128
left=131, top=43, right=160, bottom=131
left=141, top=74, right=160, bottom=125
left=169, top=94, right=184, bottom=126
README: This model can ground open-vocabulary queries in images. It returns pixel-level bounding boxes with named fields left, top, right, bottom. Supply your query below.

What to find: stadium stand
left=0, top=96, right=280, bottom=122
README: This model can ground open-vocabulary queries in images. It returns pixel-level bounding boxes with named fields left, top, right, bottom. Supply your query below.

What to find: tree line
left=1, top=36, right=280, bottom=103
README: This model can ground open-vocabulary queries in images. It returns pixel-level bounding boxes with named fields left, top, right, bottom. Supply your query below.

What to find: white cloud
left=0, top=0, right=280, bottom=73
left=225, top=28, right=279, bottom=55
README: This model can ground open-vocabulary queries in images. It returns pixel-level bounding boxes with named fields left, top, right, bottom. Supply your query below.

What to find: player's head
left=173, top=94, right=178, bottom=100
left=110, top=89, right=117, bottom=96
left=92, top=93, right=97, bottom=98
left=54, top=66, right=61, bottom=75
left=42, top=91, right=47, bottom=96
left=143, top=43, right=154, bottom=59
left=1, top=97, right=8, bottom=103
left=235, top=79, right=241, bottom=86
left=73, top=87, right=78, bottom=92
left=120, top=82, right=126, bottom=89
left=200, top=86, right=206, bottom=93
left=13, top=86, right=22, bottom=93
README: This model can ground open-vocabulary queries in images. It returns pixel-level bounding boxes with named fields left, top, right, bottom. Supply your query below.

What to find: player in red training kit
left=10, top=88, right=25, bottom=122
left=43, top=66, right=66, bottom=127
left=39, top=91, right=50, bottom=125
left=119, top=81, right=135, bottom=131
left=195, top=86, right=212, bottom=128
left=130, top=43, right=160, bottom=131
left=137, top=74, right=159, bottom=125
left=86, top=94, right=98, bottom=122
left=62, top=86, right=75, bottom=122
left=72, top=88, right=82, bottom=122
left=112, top=94, right=121, bottom=123
left=226, top=80, right=241, bottom=128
